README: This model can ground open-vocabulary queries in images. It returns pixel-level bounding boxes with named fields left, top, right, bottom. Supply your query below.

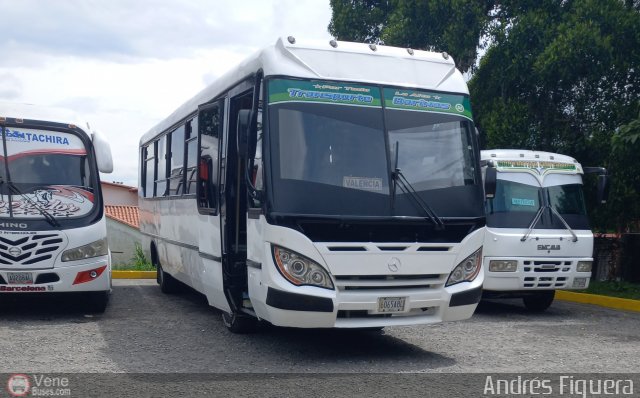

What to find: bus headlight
left=272, top=245, right=334, bottom=290
left=576, top=261, right=592, bottom=272
left=489, top=260, right=517, bottom=272
left=62, top=237, right=108, bottom=262
left=446, top=248, right=482, bottom=287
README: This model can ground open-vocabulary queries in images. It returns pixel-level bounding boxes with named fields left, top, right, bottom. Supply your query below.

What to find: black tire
left=221, top=311, right=257, bottom=334
left=523, top=290, right=555, bottom=312
left=158, top=264, right=182, bottom=294
left=84, top=291, right=109, bottom=313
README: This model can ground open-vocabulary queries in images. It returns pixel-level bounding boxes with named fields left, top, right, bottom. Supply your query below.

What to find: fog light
left=576, top=261, right=592, bottom=272
left=90, top=271, right=98, bottom=278
left=573, top=277, right=588, bottom=288
left=489, top=260, right=517, bottom=272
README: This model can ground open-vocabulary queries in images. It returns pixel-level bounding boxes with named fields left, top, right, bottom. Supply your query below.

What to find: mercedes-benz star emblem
left=388, top=257, right=401, bottom=272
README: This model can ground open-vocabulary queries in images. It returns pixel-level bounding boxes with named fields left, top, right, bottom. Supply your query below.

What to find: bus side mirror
left=485, top=165, right=497, bottom=199
left=597, top=174, right=609, bottom=204
left=584, top=167, right=609, bottom=205
left=92, top=130, right=113, bottom=173
left=237, top=109, right=251, bottom=156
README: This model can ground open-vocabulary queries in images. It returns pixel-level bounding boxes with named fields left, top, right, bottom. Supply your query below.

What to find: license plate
left=7, top=272, right=34, bottom=285
left=377, top=297, right=406, bottom=313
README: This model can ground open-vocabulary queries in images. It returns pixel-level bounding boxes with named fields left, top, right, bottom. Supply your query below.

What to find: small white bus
left=0, top=102, right=114, bottom=312
left=139, top=37, right=489, bottom=332
left=481, top=149, right=608, bottom=311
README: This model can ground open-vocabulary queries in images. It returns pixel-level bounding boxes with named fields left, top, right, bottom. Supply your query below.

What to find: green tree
left=328, top=0, right=640, bottom=231
left=329, top=0, right=494, bottom=72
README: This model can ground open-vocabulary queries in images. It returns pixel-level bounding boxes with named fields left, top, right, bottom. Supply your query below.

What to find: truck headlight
left=576, top=261, right=592, bottom=272
left=489, top=260, right=517, bottom=272
left=62, top=237, right=108, bottom=262
left=446, top=248, right=483, bottom=287
left=272, top=245, right=334, bottom=290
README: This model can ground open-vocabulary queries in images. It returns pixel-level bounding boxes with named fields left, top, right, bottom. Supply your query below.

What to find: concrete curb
left=112, top=270, right=156, bottom=279
left=556, top=290, right=640, bottom=313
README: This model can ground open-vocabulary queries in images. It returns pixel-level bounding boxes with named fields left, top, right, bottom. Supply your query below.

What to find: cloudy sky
left=0, top=0, right=332, bottom=186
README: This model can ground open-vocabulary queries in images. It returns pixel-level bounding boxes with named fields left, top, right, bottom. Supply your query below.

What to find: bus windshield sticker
left=268, top=79, right=381, bottom=107
left=0, top=186, right=94, bottom=218
left=511, top=198, right=536, bottom=207
left=343, top=176, right=383, bottom=191
left=2, top=128, right=87, bottom=159
left=383, top=88, right=473, bottom=120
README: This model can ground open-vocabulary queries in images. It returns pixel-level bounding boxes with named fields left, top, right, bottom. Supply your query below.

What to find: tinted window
left=185, top=118, right=198, bottom=195
left=156, top=137, right=167, bottom=196
left=145, top=143, right=155, bottom=197
left=168, top=126, right=185, bottom=196
left=548, top=184, right=586, bottom=215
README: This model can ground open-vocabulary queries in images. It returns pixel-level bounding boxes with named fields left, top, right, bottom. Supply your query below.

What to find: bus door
left=196, top=99, right=229, bottom=312
left=220, top=88, right=253, bottom=313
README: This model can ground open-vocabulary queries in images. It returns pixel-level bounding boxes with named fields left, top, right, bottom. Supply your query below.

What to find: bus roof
left=140, top=36, right=468, bottom=145
left=481, top=149, right=580, bottom=166
left=0, top=101, right=91, bottom=135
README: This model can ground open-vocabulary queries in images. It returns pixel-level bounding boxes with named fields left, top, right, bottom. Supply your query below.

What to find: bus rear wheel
left=523, top=291, right=555, bottom=312
left=158, top=264, right=181, bottom=294
left=222, top=311, right=257, bottom=334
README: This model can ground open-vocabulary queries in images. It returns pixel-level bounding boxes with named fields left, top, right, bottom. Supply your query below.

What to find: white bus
left=0, top=102, right=114, bottom=312
left=139, top=37, right=488, bottom=332
left=481, top=149, right=608, bottom=311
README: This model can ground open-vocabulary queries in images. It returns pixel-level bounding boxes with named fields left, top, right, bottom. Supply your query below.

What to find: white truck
left=481, top=149, right=608, bottom=311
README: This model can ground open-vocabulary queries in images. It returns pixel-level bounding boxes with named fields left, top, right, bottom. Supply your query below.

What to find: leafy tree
left=329, top=0, right=640, bottom=231
left=329, top=0, right=494, bottom=72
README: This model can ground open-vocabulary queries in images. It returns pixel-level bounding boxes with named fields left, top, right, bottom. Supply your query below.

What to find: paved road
left=1, top=279, right=638, bottom=376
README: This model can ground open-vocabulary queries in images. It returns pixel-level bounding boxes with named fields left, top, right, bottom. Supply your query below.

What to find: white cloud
left=0, top=0, right=333, bottom=186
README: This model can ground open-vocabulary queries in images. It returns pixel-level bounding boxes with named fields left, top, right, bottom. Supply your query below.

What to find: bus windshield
left=0, top=127, right=96, bottom=219
left=486, top=175, right=589, bottom=230
left=267, top=78, right=482, bottom=219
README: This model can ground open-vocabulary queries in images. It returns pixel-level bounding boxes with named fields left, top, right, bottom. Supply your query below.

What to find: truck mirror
left=92, top=130, right=113, bottom=173
left=485, top=165, right=497, bottom=199
left=237, top=109, right=251, bottom=156
left=597, top=174, right=609, bottom=204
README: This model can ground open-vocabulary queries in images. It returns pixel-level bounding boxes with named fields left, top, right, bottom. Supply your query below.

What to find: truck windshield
left=0, top=127, right=95, bottom=219
left=268, top=78, right=483, bottom=219
left=486, top=177, right=589, bottom=230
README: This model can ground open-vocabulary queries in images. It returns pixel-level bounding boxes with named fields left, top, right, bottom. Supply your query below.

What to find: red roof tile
left=105, top=205, right=139, bottom=229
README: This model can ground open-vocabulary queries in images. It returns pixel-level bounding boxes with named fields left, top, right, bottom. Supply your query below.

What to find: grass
left=578, top=280, right=640, bottom=300
left=112, top=244, right=155, bottom=271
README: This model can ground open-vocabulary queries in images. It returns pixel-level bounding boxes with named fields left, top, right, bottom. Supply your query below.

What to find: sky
left=0, top=0, right=332, bottom=187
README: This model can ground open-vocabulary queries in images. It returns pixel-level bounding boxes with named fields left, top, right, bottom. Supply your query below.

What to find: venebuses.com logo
left=7, top=374, right=30, bottom=397
left=6, top=374, right=71, bottom=397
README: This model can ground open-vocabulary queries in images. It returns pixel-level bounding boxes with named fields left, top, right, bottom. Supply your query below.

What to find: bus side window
left=197, top=100, right=223, bottom=214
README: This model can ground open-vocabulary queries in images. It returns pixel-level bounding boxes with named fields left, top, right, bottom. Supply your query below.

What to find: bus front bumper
left=0, top=257, right=111, bottom=294
left=255, top=282, right=482, bottom=329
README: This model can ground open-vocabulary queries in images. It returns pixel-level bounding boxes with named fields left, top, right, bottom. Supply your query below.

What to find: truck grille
left=0, top=234, right=64, bottom=266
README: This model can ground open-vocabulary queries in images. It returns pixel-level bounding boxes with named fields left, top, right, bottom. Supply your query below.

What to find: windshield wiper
left=548, top=205, right=578, bottom=242
left=520, top=205, right=545, bottom=242
left=390, top=143, right=444, bottom=229
left=1, top=178, right=60, bottom=228
left=520, top=205, right=578, bottom=242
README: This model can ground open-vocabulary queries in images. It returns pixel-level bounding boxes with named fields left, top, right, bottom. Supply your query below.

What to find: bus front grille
left=0, top=233, right=65, bottom=266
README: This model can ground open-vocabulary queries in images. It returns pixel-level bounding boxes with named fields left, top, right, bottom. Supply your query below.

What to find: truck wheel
left=84, top=291, right=109, bottom=313
left=222, top=311, right=257, bottom=334
left=523, top=291, right=555, bottom=312
left=158, top=264, right=181, bottom=294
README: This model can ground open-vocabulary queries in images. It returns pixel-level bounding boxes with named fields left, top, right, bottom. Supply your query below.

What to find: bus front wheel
left=84, top=291, right=109, bottom=313
left=523, top=291, right=555, bottom=312
left=222, top=311, right=257, bottom=334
